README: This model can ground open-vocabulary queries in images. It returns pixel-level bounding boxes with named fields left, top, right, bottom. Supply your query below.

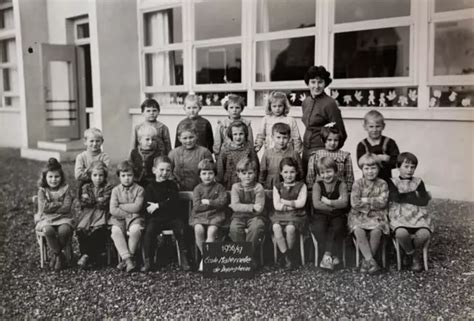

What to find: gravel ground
left=0, top=148, right=472, bottom=319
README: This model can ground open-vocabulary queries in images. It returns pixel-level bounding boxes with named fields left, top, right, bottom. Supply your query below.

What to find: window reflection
left=196, top=44, right=241, bottom=84
left=335, top=0, right=410, bottom=23
left=256, top=0, right=315, bottom=33
left=194, top=0, right=241, bottom=40
left=144, top=8, right=182, bottom=47
left=145, top=51, right=184, bottom=86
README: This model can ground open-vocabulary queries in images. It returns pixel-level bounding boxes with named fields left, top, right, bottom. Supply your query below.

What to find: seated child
left=74, top=128, right=111, bottom=195
left=76, top=160, right=113, bottom=269
left=388, top=152, right=432, bottom=272
left=306, top=125, right=354, bottom=192
left=35, top=158, right=75, bottom=271
left=168, top=123, right=213, bottom=191
left=229, top=157, right=266, bottom=269
left=311, top=157, right=349, bottom=270
left=259, top=122, right=303, bottom=189
left=213, top=94, right=254, bottom=156
left=217, top=120, right=259, bottom=190
left=356, top=110, right=400, bottom=182
left=174, top=93, right=214, bottom=152
left=131, top=98, right=171, bottom=155
left=272, top=157, right=308, bottom=270
left=191, top=159, right=229, bottom=271
left=254, top=91, right=302, bottom=153
left=348, top=153, right=389, bottom=274
left=109, top=161, right=144, bottom=273
left=129, top=125, right=161, bottom=187
left=142, top=156, right=190, bottom=272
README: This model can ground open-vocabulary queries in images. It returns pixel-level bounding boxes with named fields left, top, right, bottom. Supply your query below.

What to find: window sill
left=0, top=107, right=20, bottom=114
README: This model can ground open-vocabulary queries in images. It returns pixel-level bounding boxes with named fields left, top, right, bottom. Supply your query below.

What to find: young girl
left=254, top=91, right=302, bottom=153
left=191, top=159, right=229, bottom=271
left=272, top=157, right=308, bottom=270
left=213, top=94, right=254, bottom=156
left=217, top=120, right=259, bottom=190
left=76, top=160, right=113, bottom=269
left=259, top=122, right=303, bottom=189
left=388, top=152, right=432, bottom=272
left=168, top=123, right=213, bottom=191
left=306, top=125, right=354, bottom=192
left=34, top=158, right=75, bottom=271
left=348, top=153, right=389, bottom=274
left=311, top=157, right=349, bottom=270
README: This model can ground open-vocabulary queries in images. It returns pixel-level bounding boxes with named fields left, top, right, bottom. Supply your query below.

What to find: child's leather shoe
left=368, top=258, right=381, bottom=274
left=125, top=257, right=136, bottom=273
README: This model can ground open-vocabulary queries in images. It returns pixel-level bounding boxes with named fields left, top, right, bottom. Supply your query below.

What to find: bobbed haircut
left=198, top=158, right=217, bottom=175
left=265, top=91, right=291, bottom=116
left=153, top=155, right=173, bottom=169
left=397, top=152, right=418, bottom=168
left=177, top=122, right=197, bottom=137
left=363, top=110, right=385, bottom=126
left=83, top=127, right=104, bottom=141
left=140, top=98, right=161, bottom=113
left=87, top=160, right=108, bottom=181
left=223, top=94, right=246, bottom=111
left=226, top=120, right=249, bottom=141
left=184, top=93, right=202, bottom=109
left=272, top=122, right=291, bottom=136
left=279, top=157, right=301, bottom=181
left=358, top=153, right=380, bottom=169
left=316, top=156, right=338, bottom=174
left=38, top=158, right=65, bottom=188
left=320, top=126, right=343, bottom=144
left=304, top=65, right=332, bottom=87
left=236, top=156, right=258, bottom=173
left=116, top=160, right=135, bottom=177
left=137, top=124, right=158, bottom=139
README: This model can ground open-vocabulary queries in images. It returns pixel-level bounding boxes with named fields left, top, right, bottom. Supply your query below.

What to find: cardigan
left=259, top=147, right=303, bottom=189
left=168, top=145, right=213, bottom=191
left=74, top=151, right=111, bottom=182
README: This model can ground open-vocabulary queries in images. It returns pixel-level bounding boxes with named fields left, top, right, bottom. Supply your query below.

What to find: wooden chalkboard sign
left=202, top=241, right=255, bottom=278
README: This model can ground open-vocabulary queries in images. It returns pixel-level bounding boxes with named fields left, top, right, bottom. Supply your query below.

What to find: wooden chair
left=272, top=232, right=306, bottom=265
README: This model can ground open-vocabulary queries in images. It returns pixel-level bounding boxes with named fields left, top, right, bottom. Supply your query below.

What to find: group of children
left=34, top=92, right=433, bottom=274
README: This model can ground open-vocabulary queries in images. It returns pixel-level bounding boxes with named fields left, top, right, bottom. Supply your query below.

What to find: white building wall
left=0, top=110, right=22, bottom=147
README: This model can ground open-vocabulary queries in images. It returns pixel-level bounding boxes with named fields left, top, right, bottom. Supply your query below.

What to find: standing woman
left=301, top=66, right=347, bottom=171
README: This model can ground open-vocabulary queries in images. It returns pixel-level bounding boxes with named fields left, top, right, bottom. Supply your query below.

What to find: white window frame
left=0, top=3, right=18, bottom=109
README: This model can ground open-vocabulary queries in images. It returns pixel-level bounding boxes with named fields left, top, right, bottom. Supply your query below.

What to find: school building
left=0, top=0, right=472, bottom=200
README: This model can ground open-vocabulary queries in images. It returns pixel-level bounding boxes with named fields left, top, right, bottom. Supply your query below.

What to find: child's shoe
left=54, top=252, right=66, bottom=271
left=141, top=258, right=152, bottom=272
left=116, top=260, right=127, bottom=271
left=77, top=254, right=89, bottom=269
left=125, top=257, right=136, bottom=273
left=359, top=259, right=369, bottom=273
left=283, top=251, right=294, bottom=271
left=180, top=251, right=191, bottom=271
left=368, top=258, right=381, bottom=274
left=332, top=256, right=341, bottom=266
left=319, top=253, right=334, bottom=270
left=49, top=253, right=58, bottom=269
left=411, top=256, right=423, bottom=272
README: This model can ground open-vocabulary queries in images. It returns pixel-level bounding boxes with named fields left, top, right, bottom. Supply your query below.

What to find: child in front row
left=129, top=125, right=162, bottom=187
left=131, top=98, right=172, bottom=155
left=272, top=158, right=308, bottom=270
left=35, top=158, right=75, bottom=271
left=76, top=160, right=113, bottom=269
left=109, top=161, right=144, bottom=273
left=168, top=123, right=213, bottom=191
left=306, top=125, right=354, bottom=193
left=229, top=157, right=266, bottom=269
left=142, top=156, right=191, bottom=272
left=254, top=91, right=302, bottom=153
left=356, top=110, right=399, bottom=182
left=348, top=153, right=389, bottom=274
left=217, top=120, right=259, bottom=190
left=213, top=94, right=254, bottom=156
left=388, top=152, right=432, bottom=272
left=174, top=93, right=214, bottom=152
left=259, top=122, right=303, bottom=189
left=311, top=157, right=349, bottom=270
left=191, top=159, right=229, bottom=271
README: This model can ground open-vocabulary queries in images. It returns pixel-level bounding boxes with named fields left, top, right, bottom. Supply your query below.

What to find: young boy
left=229, top=157, right=266, bottom=269
left=129, top=125, right=161, bottom=187
left=109, top=161, right=144, bottom=273
left=75, top=128, right=111, bottom=191
left=131, top=98, right=172, bottom=155
left=356, top=110, right=400, bottom=182
left=259, top=123, right=303, bottom=189
left=174, top=93, right=214, bottom=152
left=142, top=156, right=191, bottom=272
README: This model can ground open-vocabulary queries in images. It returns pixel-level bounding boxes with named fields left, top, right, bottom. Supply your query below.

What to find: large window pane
left=194, top=0, right=241, bottom=40
left=256, top=36, right=314, bottom=82
left=335, top=0, right=410, bottom=24
left=334, top=27, right=410, bottom=78
left=435, top=0, right=474, bottom=12
left=256, top=0, right=315, bottom=33
left=145, top=51, right=183, bottom=86
left=144, top=8, right=182, bottom=46
left=434, top=19, right=474, bottom=76
left=196, top=44, right=241, bottom=84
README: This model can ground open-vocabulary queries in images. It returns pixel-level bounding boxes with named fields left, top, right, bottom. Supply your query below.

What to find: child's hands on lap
left=202, top=199, right=210, bottom=205
left=147, top=202, right=159, bottom=214
left=253, top=204, right=263, bottom=213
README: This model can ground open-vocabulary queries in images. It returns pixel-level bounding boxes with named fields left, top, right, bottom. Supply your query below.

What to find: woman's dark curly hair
left=304, top=65, right=332, bottom=87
